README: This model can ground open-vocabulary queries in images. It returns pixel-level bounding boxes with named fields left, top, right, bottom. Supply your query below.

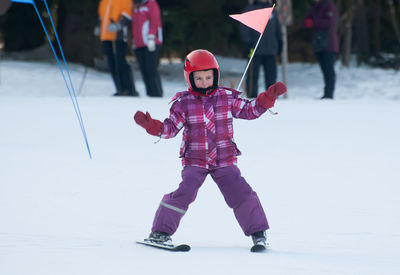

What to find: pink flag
left=229, top=7, right=274, bottom=34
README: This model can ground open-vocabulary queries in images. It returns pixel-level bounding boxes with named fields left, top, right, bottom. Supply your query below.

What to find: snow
left=0, top=58, right=400, bottom=274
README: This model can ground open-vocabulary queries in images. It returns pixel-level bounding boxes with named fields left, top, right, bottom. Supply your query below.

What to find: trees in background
left=56, top=0, right=100, bottom=66
left=0, top=0, right=399, bottom=68
left=159, top=0, right=244, bottom=59
left=1, top=2, right=45, bottom=51
left=336, top=0, right=400, bottom=68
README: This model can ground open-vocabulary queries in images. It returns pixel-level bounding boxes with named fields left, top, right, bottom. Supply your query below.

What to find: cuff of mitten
left=146, top=120, right=163, bottom=136
left=256, top=94, right=277, bottom=109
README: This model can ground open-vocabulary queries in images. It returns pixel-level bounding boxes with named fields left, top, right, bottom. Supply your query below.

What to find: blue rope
left=31, top=0, right=92, bottom=159
left=41, top=0, right=92, bottom=158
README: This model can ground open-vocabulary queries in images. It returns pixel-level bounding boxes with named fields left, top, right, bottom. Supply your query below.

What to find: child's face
left=193, top=70, right=214, bottom=89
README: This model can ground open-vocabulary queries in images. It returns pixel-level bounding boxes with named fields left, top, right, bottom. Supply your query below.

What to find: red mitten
left=304, top=18, right=313, bottom=28
left=257, top=82, right=287, bottom=109
left=134, top=111, right=163, bottom=136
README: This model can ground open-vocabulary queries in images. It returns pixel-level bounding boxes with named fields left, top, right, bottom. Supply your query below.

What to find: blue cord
left=31, top=0, right=92, bottom=159
left=41, top=0, right=92, bottom=158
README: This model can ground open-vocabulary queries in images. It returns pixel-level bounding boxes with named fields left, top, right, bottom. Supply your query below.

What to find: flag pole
left=236, top=4, right=275, bottom=92
left=236, top=29, right=265, bottom=92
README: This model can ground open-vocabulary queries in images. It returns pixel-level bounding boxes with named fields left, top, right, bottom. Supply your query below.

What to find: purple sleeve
left=161, top=100, right=185, bottom=139
left=231, top=94, right=268, bottom=120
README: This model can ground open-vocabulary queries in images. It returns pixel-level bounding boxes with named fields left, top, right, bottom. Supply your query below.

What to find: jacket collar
left=188, top=87, right=217, bottom=98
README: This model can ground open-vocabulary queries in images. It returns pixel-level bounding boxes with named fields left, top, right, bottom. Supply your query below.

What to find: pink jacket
left=131, top=0, right=163, bottom=49
left=161, top=87, right=268, bottom=169
left=304, top=0, right=339, bottom=53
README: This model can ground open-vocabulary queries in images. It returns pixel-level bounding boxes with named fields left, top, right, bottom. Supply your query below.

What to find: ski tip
left=176, top=244, right=191, bottom=252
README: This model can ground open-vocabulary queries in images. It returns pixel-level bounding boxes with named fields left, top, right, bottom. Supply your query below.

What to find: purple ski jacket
left=305, top=0, right=339, bottom=53
left=160, top=87, right=268, bottom=169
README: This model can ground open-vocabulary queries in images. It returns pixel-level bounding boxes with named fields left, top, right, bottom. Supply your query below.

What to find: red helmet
left=184, top=49, right=220, bottom=93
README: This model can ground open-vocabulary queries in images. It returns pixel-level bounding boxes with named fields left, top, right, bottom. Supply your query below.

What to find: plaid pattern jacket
left=161, top=87, right=268, bottom=169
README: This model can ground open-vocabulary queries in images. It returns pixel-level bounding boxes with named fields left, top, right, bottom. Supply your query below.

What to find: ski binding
left=136, top=239, right=191, bottom=252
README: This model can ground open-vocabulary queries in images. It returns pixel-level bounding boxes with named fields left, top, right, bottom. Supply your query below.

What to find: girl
left=134, top=49, right=286, bottom=250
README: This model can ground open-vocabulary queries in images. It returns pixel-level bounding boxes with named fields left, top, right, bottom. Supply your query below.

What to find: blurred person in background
left=240, top=0, right=282, bottom=98
left=96, top=0, right=138, bottom=97
left=131, top=0, right=163, bottom=97
left=303, top=0, right=338, bottom=99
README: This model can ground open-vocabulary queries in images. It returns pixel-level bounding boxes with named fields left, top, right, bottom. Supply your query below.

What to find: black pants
left=134, top=45, right=163, bottom=97
left=103, top=40, right=137, bottom=95
left=315, top=51, right=336, bottom=99
left=246, top=55, right=277, bottom=98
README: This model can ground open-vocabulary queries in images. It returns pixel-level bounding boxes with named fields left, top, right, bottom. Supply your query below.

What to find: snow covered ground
left=0, top=58, right=400, bottom=274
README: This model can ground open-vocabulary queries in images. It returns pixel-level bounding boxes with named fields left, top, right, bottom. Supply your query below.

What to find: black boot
left=113, top=90, right=125, bottom=96
left=251, top=231, right=267, bottom=246
left=320, top=95, right=333, bottom=100
left=113, top=90, right=139, bottom=96
left=148, top=231, right=172, bottom=246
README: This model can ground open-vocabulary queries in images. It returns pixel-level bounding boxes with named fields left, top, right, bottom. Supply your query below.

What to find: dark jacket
left=305, top=0, right=339, bottom=53
left=240, top=2, right=283, bottom=56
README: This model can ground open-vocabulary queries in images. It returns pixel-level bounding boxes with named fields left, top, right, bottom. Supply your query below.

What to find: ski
left=136, top=240, right=191, bottom=252
left=138, top=239, right=267, bottom=253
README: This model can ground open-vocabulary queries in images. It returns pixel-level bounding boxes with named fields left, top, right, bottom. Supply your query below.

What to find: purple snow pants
left=151, top=165, right=269, bottom=236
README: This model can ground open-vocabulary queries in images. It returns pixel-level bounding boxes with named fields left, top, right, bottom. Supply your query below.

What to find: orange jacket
left=98, top=0, right=133, bottom=41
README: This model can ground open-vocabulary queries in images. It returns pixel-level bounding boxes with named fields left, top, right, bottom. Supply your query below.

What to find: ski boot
left=251, top=231, right=267, bottom=252
left=147, top=231, right=173, bottom=247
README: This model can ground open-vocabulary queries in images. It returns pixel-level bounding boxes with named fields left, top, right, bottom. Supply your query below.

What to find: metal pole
left=236, top=31, right=265, bottom=92
left=77, top=67, right=89, bottom=96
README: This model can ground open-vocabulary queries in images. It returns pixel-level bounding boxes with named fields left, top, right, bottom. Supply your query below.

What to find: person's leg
left=134, top=47, right=151, bottom=95
left=115, top=41, right=138, bottom=96
left=323, top=51, right=336, bottom=98
left=245, top=61, right=253, bottom=97
left=316, top=51, right=335, bottom=98
left=102, top=41, right=120, bottom=93
left=143, top=45, right=163, bottom=97
left=263, top=55, right=277, bottom=90
left=211, top=166, right=269, bottom=236
left=315, top=52, right=326, bottom=97
left=151, top=166, right=209, bottom=235
left=246, top=55, right=261, bottom=98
